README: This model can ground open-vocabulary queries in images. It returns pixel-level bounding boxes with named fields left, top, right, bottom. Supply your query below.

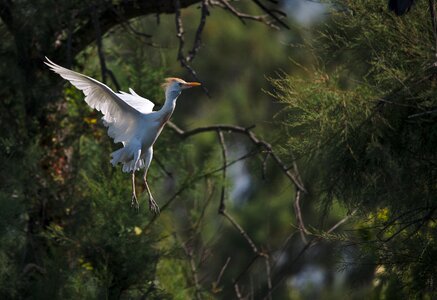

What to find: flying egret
left=45, top=57, right=201, bottom=214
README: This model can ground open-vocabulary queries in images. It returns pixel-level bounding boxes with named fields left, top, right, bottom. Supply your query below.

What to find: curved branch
left=167, top=120, right=309, bottom=244
left=64, top=0, right=200, bottom=58
left=167, top=121, right=307, bottom=192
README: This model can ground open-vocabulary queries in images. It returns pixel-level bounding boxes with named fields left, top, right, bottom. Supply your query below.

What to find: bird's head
left=162, top=77, right=201, bottom=99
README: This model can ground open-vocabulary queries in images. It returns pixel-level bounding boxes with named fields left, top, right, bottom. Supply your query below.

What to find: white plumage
left=45, top=57, right=201, bottom=214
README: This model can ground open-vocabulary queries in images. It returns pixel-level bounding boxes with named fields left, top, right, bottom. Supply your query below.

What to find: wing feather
left=45, top=57, right=149, bottom=145
left=115, top=88, right=155, bottom=114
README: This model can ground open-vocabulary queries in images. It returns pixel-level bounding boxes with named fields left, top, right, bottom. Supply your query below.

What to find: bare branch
left=153, top=156, right=174, bottom=178
left=263, top=254, right=273, bottom=300
left=408, top=108, right=437, bottom=118
left=65, top=0, right=201, bottom=58
left=174, top=0, right=186, bottom=63
left=187, top=0, right=209, bottom=62
left=261, top=152, right=269, bottom=180
left=252, top=0, right=289, bottom=29
left=217, top=130, right=227, bottom=213
left=106, top=69, right=121, bottom=91
left=234, top=254, right=260, bottom=288
left=182, top=241, right=203, bottom=300
left=91, top=6, right=121, bottom=90
left=174, top=0, right=211, bottom=96
left=215, top=0, right=279, bottom=29
left=167, top=121, right=307, bottom=192
left=193, top=181, right=215, bottom=231
left=148, top=120, right=308, bottom=297
left=327, top=208, right=358, bottom=234
left=166, top=120, right=309, bottom=250
left=223, top=210, right=259, bottom=253
left=213, top=256, right=231, bottom=292
left=234, top=282, right=244, bottom=299
left=264, top=209, right=358, bottom=299
left=294, top=190, right=309, bottom=243
left=91, top=6, right=107, bottom=84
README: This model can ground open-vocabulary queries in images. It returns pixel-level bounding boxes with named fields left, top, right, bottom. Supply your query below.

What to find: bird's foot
left=131, top=193, right=140, bottom=211
left=149, top=197, right=160, bottom=215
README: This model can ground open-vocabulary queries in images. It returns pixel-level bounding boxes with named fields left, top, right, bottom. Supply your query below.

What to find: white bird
left=45, top=57, right=201, bottom=214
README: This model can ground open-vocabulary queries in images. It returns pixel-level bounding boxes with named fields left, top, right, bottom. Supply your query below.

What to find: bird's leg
left=131, top=172, right=139, bottom=211
left=144, top=172, right=160, bottom=215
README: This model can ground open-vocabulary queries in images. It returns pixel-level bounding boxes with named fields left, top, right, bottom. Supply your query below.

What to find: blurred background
left=1, top=0, right=436, bottom=299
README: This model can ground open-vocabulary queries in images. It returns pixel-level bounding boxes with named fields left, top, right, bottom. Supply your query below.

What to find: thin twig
left=215, top=0, right=279, bottom=29
left=91, top=5, right=121, bottom=90
left=213, top=256, right=231, bottom=291
left=264, top=254, right=272, bottom=300
left=408, top=108, right=437, bottom=118
left=252, top=0, right=289, bottom=29
left=217, top=130, right=227, bottom=213
left=187, top=0, right=209, bottom=62
left=233, top=254, right=260, bottom=287
left=167, top=122, right=306, bottom=192
left=294, top=190, right=309, bottom=243
left=193, top=181, right=215, bottom=231
left=263, top=209, right=358, bottom=299
left=91, top=6, right=107, bottom=84
left=153, top=121, right=307, bottom=298
left=234, top=282, right=244, bottom=299
left=174, top=0, right=210, bottom=96
left=222, top=210, right=259, bottom=253
left=153, top=156, right=174, bottom=178
left=261, top=152, right=269, bottom=180
left=182, top=241, right=203, bottom=300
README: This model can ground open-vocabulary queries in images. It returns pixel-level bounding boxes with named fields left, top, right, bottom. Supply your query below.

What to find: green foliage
left=273, top=0, right=437, bottom=297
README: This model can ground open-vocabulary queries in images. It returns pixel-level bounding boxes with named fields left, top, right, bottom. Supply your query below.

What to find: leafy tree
left=272, top=0, right=437, bottom=297
left=1, top=0, right=302, bottom=298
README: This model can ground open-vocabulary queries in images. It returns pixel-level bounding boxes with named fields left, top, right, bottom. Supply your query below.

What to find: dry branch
left=167, top=121, right=309, bottom=242
left=217, top=130, right=228, bottom=213
left=213, top=256, right=231, bottom=291
left=166, top=120, right=306, bottom=296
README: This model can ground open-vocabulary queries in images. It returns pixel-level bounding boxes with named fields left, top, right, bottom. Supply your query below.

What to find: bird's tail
left=110, top=147, right=144, bottom=173
left=121, top=159, right=145, bottom=173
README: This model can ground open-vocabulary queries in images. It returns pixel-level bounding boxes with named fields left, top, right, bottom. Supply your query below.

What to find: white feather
left=44, top=57, right=152, bottom=147
left=116, top=88, right=155, bottom=114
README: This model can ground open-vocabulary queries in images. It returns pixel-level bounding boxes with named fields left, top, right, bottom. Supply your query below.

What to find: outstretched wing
left=45, top=57, right=150, bottom=144
left=116, top=88, right=155, bottom=114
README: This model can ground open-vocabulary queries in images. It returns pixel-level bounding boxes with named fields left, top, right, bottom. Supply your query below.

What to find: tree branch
left=174, top=0, right=211, bottom=96
left=166, top=120, right=304, bottom=296
left=64, top=0, right=200, bottom=59
left=214, top=0, right=279, bottom=29
left=213, top=257, right=231, bottom=292
left=264, top=208, right=358, bottom=299
left=182, top=240, right=203, bottom=300
left=167, top=121, right=307, bottom=192
left=294, top=190, right=309, bottom=243
left=252, top=0, right=289, bottom=29
left=187, top=0, right=209, bottom=62
left=217, top=130, right=227, bottom=213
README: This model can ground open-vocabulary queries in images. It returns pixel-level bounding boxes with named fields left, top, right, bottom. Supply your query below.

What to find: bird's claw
left=149, top=197, right=160, bottom=215
left=131, top=194, right=140, bottom=211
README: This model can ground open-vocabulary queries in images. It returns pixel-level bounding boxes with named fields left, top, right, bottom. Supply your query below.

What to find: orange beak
left=184, top=82, right=201, bottom=88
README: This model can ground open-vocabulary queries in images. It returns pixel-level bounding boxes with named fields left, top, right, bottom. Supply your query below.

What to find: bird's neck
left=158, top=90, right=180, bottom=121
